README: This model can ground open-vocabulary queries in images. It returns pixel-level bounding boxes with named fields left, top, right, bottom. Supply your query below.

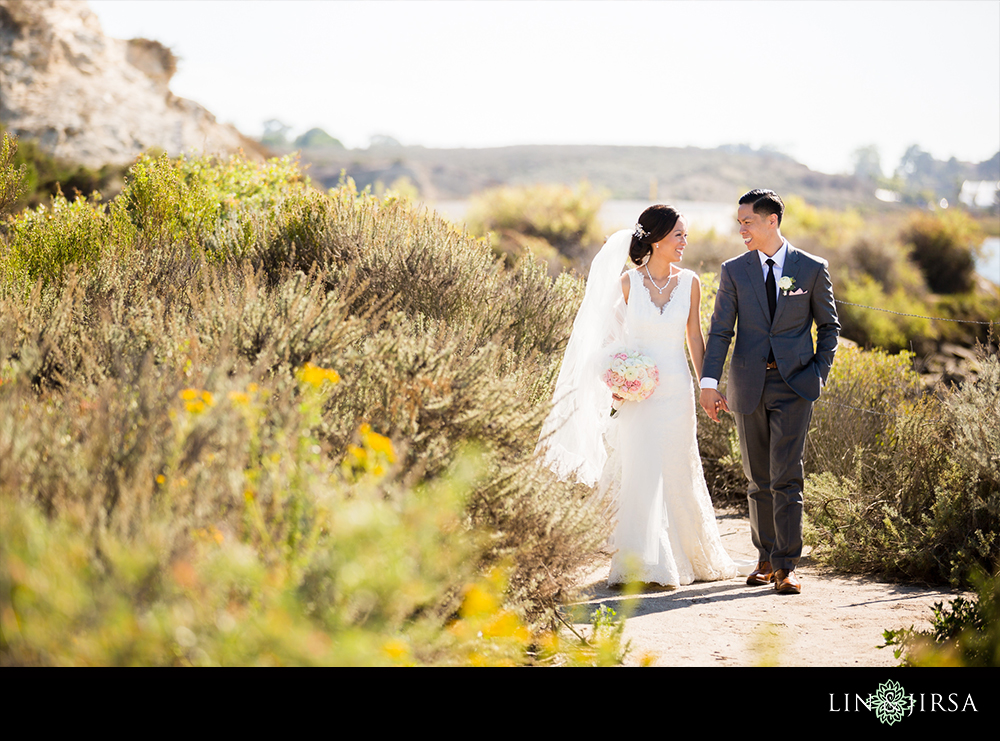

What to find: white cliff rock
left=0, top=0, right=264, bottom=167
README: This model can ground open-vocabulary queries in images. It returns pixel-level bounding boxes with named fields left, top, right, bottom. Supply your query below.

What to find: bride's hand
left=699, top=388, right=729, bottom=422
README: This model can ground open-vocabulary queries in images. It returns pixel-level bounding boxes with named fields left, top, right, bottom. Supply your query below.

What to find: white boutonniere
left=778, top=275, right=795, bottom=295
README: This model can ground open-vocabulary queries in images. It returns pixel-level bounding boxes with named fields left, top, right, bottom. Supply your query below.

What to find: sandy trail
left=568, top=507, right=963, bottom=667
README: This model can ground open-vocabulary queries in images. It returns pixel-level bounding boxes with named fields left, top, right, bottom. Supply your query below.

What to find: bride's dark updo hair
left=629, top=204, right=681, bottom=265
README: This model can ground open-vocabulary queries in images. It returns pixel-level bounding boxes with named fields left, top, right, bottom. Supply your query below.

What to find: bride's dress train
left=605, top=269, right=743, bottom=587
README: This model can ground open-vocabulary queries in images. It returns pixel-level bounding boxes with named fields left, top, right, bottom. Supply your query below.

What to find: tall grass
left=2, top=137, right=996, bottom=664
left=0, top=146, right=615, bottom=665
left=805, top=345, right=1000, bottom=585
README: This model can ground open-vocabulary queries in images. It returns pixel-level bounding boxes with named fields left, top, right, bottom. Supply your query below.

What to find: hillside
left=299, top=143, right=881, bottom=208
left=0, top=0, right=265, bottom=167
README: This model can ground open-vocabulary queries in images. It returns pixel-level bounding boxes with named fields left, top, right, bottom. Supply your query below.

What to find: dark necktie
left=765, top=258, right=776, bottom=364
left=765, top=258, right=776, bottom=321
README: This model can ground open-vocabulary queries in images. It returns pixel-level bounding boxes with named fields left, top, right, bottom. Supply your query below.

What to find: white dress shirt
left=700, top=239, right=789, bottom=390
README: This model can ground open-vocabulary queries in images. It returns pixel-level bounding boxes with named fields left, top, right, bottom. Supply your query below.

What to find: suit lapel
left=743, top=252, right=772, bottom=322
left=770, top=245, right=800, bottom=327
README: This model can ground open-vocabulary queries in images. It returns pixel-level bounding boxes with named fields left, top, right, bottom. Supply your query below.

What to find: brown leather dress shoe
left=774, top=569, right=801, bottom=594
left=746, top=561, right=773, bottom=586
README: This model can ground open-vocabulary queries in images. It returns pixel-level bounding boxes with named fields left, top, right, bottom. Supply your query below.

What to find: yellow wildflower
left=298, top=363, right=341, bottom=388
left=381, top=639, right=409, bottom=661
left=637, top=651, right=659, bottom=667
left=483, top=610, right=529, bottom=643
left=537, top=630, right=560, bottom=656
left=459, top=584, right=497, bottom=619
left=363, top=430, right=396, bottom=462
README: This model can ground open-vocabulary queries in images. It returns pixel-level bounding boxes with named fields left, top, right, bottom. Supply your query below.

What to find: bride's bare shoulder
left=620, top=270, right=633, bottom=303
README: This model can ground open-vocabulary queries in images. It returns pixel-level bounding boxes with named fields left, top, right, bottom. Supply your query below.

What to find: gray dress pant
left=734, top=368, right=813, bottom=572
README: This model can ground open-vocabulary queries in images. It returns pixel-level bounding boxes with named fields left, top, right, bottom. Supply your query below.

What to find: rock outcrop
left=0, top=0, right=265, bottom=167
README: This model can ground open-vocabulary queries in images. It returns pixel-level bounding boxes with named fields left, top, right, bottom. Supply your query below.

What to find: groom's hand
left=700, top=388, right=730, bottom=422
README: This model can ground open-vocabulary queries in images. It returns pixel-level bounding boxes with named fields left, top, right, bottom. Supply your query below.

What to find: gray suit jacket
left=702, top=242, right=840, bottom=415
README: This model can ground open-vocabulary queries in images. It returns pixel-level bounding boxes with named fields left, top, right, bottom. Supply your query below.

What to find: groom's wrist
left=700, top=378, right=719, bottom=390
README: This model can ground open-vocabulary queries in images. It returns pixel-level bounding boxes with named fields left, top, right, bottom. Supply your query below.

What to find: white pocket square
left=787, top=288, right=808, bottom=295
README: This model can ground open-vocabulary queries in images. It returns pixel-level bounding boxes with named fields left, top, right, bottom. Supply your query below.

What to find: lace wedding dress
left=604, top=268, right=741, bottom=587
left=537, top=229, right=744, bottom=589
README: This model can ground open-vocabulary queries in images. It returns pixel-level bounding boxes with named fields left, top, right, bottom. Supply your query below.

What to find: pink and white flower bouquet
left=602, top=350, right=659, bottom=403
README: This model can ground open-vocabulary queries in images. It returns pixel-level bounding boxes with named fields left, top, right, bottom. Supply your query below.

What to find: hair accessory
left=633, top=223, right=648, bottom=240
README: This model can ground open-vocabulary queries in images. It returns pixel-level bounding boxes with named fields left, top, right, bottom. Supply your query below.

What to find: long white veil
left=536, top=229, right=632, bottom=486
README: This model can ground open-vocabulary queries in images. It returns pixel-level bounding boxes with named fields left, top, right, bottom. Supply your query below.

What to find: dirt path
left=568, top=507, right=964, bottom=667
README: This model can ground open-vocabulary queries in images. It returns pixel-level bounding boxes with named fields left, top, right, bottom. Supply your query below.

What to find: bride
left=538, top=205, right=744, bottom=587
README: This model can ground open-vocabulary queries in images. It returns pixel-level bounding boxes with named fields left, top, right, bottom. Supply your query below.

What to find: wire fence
left=813, top=397, right=945, bottom=426
left=809, top=297, right=999, bottom=421
left=834, top=299, right=1000, bottom=325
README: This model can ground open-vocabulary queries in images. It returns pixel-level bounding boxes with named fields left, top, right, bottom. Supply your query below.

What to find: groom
left=699, top=189, right=839, bottom=595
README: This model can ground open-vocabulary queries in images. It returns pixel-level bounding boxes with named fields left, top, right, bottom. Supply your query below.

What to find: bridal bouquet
left=602, top=350, right=659, bottom=402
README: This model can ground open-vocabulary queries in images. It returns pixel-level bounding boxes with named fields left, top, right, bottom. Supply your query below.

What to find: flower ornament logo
left=868, top=680, right=914, bottom=725
left=778, top=275, right=795, bottom=295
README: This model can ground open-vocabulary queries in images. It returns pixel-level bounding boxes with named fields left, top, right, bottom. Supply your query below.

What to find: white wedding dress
left=604, top=268, right=740, bottom=586
left=537, top=229, right=745, bottom=589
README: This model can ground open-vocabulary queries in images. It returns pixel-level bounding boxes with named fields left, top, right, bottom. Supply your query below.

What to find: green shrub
left=0, top=150, right=612, bottom=664
left=846, top=236, right=927, bottom=296
left=3, top=193, right=113, bottom=285
left=807, top=343, right=924, bottom=479
left=835, top=274, right=933, bottom=352
left=805, top=347, right=1000, bottom=585
left=881, top=569, right=1000, bottom=666
left=902, top=210, right=984, bottom=294
left=780, top=195, right=866, bottom=257
left=932, top=290, right=1000, bottom=350
left=465, top=181, right=607, bottom=272
left=0, top=125, right=127, bottom=213
left=0, top=132, right=27, bottom=216
left=114, top=152, right=310, bottom=258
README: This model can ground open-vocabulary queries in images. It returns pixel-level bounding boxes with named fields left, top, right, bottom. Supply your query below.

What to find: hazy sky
left=87, top=0, right=1000, bottom=176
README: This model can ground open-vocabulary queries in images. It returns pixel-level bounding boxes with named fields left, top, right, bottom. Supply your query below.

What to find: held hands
left=699, top=388, right=730, bottom=422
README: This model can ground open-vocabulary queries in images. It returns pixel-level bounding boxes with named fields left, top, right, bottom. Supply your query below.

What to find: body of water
left=428, top=198, right=735, bottom=236
left=978, top=237, right=999, bottom=286
left=596, top=199, right=736, bottom=236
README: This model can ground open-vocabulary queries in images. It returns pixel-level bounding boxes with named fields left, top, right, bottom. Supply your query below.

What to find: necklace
left=644, top=264, right=678, bottom=294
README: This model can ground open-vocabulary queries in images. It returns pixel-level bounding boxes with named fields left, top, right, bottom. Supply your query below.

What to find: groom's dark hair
left=739, top=189, right=784, bottom=226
